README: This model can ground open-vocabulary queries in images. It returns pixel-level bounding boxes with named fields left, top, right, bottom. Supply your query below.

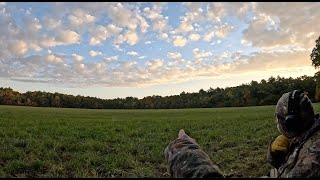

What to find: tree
left=0, top=74, right=318, bottom=109
left=311, top=36, right=320, bottom=101
left=51, top=95, right=61, bottom=107
left=311, top=36, right=320, bottom=69
left=315, top=71, right=320, bottom=102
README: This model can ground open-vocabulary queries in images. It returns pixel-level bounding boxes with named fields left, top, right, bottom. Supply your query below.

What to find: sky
left=0, top=2, right=319, bottom=99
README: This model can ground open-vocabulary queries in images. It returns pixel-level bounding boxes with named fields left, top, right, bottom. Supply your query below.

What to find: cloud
left=115, top=35, right=126, bottom=45
left=174, top=3, right=207, bottom=34
left=29, top=43, right=42, bottom=52
left=25, top=17, right=42, bottom=34
left=1, top=50, right=316, bottom=88
left=106, top=2, right=139, bottom=30
left=193, top=49, right=213, bottom=59
left=45, top=54, right=66, bottom=64
left=203, top=24, right=233, bottom=41
left=68, top=8, right=96, bottom=27
left=89, top=50, right=102, bottom=57
left=72, top=54, right=84, bottom=61
left=203, top=32, right=215, bottom=42
left=169, top=31, right=176, bottom=35
left=242, top=2, right=320, bottom=49
left=215, top=24, right=233, bottom=38
left=122, top=61, right=137, bottom=69
left=90, top=24, right=122, bottom=45
left=153, top=19, right=167, bottom=31
left=173, top=36, right=187, bottom=47
left=116, top=30, right=139, bottom=45
left=242, top=13, right=292, bottom=48
left=10, top=78, right=49, bottom=83
left=56, top=30, right=81, bottom=44
left=8, top=40, right=28, bottom=55
left=73, top=63, right=86, bottom=75
left=39, top=37, right=61, bottom=48
left=135, top=12, right=149, bottom=33
left=125, top=30, right=139, bottom=45
left=108, top=24, right=124, bottom=34
left=206, top=2, right=226, bottom=22
left=183, top=2, right=204, bottom=13
left=188, top=33, right=200, bottom=41
left=89, top=38, right=101, bottom=46
left=176, top=21, right=194, bottom=33
left=0, top=2, right=318, bottom=88
left=224, top=2, right=252, bottom=19
left=144, top=3, right=168, bottom=33
left=144, top=7, right=162, bottom=20
left=104, top=55, right=119, bottom=62
left=159, top=33, right=168, bottom=40
left=146, top=59, right=163, bottom=71
left=230, top=50, right=313, bottom=73
left=176, top=8, right=205, bottom=33
left=42, top=16, right=62, bottom=30
left=144, top=3, right=168, bottom=18
left=167, top=52, right=182, bottom=59
left=113, top=44, right=124, bottom=52
left=127, top=51, right=139, bottom=56
left=138, top=50, right=315, bottom=86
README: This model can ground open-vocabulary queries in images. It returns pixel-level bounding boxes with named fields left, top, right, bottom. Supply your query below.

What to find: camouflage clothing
left=164, top=130, right=224, bottom=178
left=267, top=118, right=320, bottom=177
left=268, top=91, right=320, bottom=178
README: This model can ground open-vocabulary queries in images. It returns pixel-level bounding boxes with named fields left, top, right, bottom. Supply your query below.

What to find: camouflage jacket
left=164, top=137, right=224, bottom=178
left=267, top=118, right=320, bottom=178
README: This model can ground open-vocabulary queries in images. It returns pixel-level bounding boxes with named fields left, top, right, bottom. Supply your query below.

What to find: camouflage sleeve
left=287, top=138, right=320, bottom=178
left=164, top=138, right=224, bottom=178
left=267, top=140, right=287, bottom=169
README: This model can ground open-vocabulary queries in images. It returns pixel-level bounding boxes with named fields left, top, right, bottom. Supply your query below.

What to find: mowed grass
left=1, top=104, right=320, bottom=178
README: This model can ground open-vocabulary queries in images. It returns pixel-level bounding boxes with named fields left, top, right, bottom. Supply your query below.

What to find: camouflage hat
left=275, top=91, right=315, bottom=138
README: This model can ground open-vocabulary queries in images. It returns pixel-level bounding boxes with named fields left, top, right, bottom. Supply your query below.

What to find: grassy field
left=1, top=104, right=320, bottom=178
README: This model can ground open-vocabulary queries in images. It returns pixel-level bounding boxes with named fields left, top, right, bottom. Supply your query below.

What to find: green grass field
left=1, top=104, right=320, bottom=178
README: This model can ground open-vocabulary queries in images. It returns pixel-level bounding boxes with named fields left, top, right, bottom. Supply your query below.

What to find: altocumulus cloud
left=0, top=2, right=319, bottom=87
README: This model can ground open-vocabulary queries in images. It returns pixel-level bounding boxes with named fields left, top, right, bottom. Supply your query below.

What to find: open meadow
left=1, top=104, right=320, bottom=178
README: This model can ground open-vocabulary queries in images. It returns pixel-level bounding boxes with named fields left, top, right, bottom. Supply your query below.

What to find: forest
left=0, top=75, right=317, bottom=109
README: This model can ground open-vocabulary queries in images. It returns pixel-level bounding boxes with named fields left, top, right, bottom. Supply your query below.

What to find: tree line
left=0, top=75, right=317, bottom=109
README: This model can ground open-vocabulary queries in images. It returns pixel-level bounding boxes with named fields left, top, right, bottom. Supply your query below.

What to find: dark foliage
left=0, top=75, right=317, bottom=109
